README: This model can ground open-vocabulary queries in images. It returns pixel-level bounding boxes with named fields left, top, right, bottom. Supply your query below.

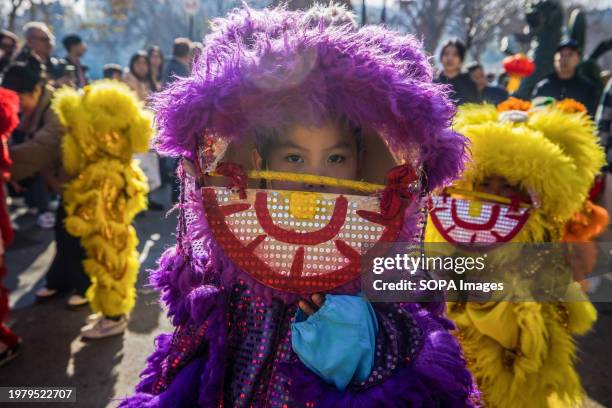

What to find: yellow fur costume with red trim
left=53, top=81, right=152, bottom=317
left=426, top=100, right=605, bottom=407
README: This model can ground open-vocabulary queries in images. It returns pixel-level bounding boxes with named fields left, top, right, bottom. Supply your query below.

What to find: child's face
left=475, top=175, right=529, bottom=202
left=252, top=122, right=360, bottom=194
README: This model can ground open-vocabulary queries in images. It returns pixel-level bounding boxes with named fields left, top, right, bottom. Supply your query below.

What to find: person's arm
left=467, top=76, right=481, bottom=104
left=596, top=84, right=612, bottom=167
left=162, top=61, right=176, bottom=87
left=587, top=83, right=601, bottom=120
left=123, top=72, right=139, bottom=94
left=531, top=80, right=545, bottom=98
left=9, top=107, right=63, bottom=182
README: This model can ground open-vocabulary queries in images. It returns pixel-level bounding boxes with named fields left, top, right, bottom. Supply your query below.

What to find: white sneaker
left=35, top=287, right=58, bottom=299
left=81, top=316, right=127, bottom=340
left=67, top=294, right=88, bottom=308
left=8, top=197, right=25, bottom=207
left=86, top=313, right=102, bottom=324
left=36, top=211, right=56, bottom=229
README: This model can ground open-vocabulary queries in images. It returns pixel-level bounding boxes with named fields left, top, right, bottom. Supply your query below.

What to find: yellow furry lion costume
left=426, top=99, right=604, bottom=407
left=52, top=80, right=152, bottom=317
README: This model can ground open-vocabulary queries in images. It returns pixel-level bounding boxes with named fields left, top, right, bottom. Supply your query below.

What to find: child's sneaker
left=86, top=313, right=102, bottom=324
left=67, top=294, right=88, bottom=308
left=81, top=316, right=127, bottom=340
left=35, top=287, right=58, bottom=301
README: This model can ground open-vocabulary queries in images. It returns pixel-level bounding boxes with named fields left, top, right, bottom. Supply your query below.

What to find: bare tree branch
left=396, top=0, right=463, bottom=53
left=8, top=0, right=28, bottom=31
left=271, top=0, right=352, bottom=10
left=450, top=0, right=524, bottom=60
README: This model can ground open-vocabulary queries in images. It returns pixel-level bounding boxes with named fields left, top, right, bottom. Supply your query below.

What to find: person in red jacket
left=0, top=87, right=22, bottom=366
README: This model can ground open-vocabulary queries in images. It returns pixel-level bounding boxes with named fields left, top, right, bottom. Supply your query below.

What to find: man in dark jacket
left=597, top=79, right=612, bottom=169
left=532, top=39, right=599, bottom=117
left=0, top=29, right=18, bottom=73
left=468, top=63, right=509, bottom=105
left=58, top=34, right=89, bottom=89
left=14, top=22, right=62, bottom=82
left=162, top=37, right=192, bottom=87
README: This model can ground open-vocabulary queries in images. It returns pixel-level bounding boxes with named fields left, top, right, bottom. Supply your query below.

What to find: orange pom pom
left=555, top=99, right=587, bottom=114
left=497, top=97, right=532, bottom=113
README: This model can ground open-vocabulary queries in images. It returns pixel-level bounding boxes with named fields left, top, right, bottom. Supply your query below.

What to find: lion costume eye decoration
left=428, top=188, right=532, bottom=250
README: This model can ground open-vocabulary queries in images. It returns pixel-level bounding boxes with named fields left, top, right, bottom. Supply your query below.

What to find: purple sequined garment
left=119, top=186, right=477, bottom=408
left=119, top=5, right=478, bottom=408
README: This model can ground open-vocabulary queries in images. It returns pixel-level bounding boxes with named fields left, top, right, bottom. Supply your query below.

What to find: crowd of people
left=0, top=3, right=610, bottom=406
left=436, top=36, right=612, bottom=166
left=0, top=23, right=204, bottom=226
left=435, top=38, right=605, bottom=117
left=0, top=22, right=205, bottom=363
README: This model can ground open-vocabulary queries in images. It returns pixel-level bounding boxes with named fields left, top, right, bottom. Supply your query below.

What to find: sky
left=349, top=0, right=612, bottom=9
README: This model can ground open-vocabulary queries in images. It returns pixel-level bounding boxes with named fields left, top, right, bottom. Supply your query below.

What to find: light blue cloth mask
left=291, top=294, right=378, bottom=390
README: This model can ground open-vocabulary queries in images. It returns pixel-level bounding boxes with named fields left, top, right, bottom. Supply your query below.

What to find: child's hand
left=291, top=294, right=379, bottom=390
left=298, top=293, right=325, bottom=316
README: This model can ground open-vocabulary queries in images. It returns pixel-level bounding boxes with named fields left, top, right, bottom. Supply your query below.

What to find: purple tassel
left=134, top=333, right=173, bottom=394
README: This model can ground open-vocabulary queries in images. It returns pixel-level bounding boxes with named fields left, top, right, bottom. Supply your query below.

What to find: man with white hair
left=23, top=22, right=54, bottom=60
left=15, top=22, right=61, bottom=81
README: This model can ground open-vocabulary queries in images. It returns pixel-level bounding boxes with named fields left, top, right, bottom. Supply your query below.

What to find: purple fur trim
left=120, top=288, right=228, bottom=407
left=195, top=287, right=227, bottom=406
left=152, top=5, right=466, bottom=189
left=282, top=304, right=478, bottom=407
left=119, top=358, right=208, bottom=408
left=134, top=333, right=173, bottom=394
left=148, top=246, right=196, bottom=325
left=117, top=392, right=158, bottom=407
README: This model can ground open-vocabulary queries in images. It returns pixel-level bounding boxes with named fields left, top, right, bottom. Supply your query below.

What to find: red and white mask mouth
left=201, top=187, right=410, bottom=293
left=429, top=194, right=531, bottom=250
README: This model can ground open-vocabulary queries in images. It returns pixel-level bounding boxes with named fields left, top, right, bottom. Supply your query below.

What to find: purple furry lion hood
left=152, top=5, right=466, bottom=190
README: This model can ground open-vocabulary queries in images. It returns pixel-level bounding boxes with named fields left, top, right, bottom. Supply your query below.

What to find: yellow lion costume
left=52, top=81, right=152, bottom=317
left=426, top=99, right=605, bottom=407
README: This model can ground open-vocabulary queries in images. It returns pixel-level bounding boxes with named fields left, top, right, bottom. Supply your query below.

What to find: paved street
left=0, top=185, right=611, bottom=407
left=0, top=187, right=175, bottom=408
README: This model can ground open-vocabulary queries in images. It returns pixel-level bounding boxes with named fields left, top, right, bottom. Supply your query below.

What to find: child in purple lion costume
left=121, top=5, right=477, bottom=408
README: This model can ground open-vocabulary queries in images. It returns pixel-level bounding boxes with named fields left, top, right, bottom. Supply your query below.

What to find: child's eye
left=285, top=154, right=304, bottom=164
left=328, top=154, right=345, bottom=164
